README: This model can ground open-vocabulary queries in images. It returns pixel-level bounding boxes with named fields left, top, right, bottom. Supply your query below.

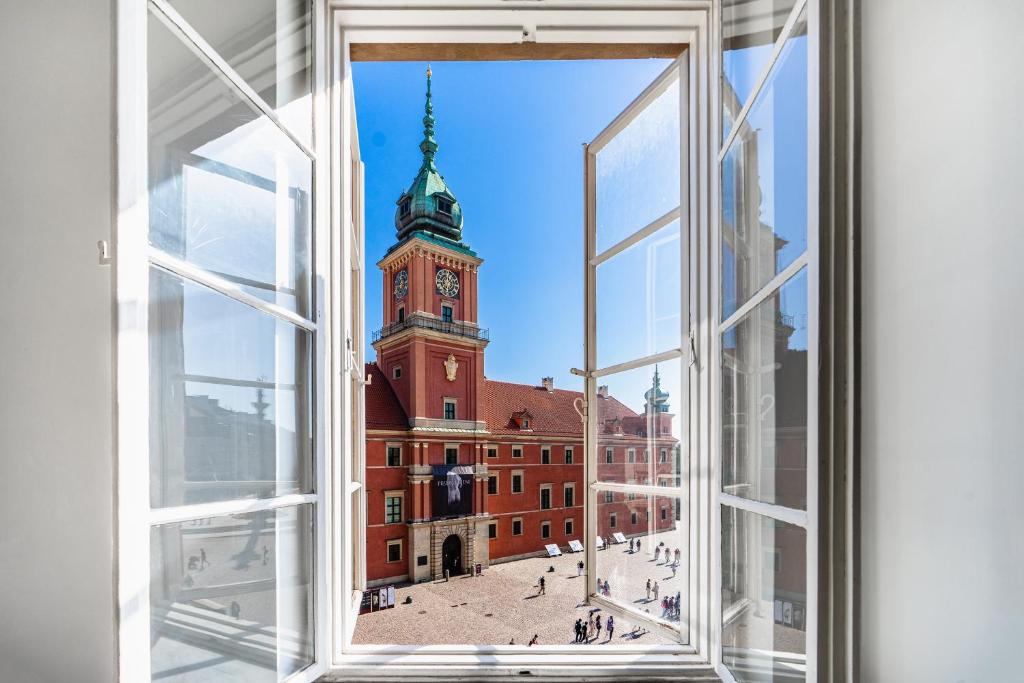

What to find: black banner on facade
left=431, top=465, right=474, bottom=519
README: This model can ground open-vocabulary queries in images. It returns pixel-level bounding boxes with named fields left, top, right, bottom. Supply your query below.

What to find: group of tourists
left=627, top=537, right=642, bottom=553
left=661, top=592, right=682, bottom=621
left=594, top=577, right=611, bottom=597
left=644, top=577, right=660, bottom=602
left=574, top=612, right=615, bottom=643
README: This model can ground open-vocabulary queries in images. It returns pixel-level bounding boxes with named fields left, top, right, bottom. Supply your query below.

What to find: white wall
left=860, top=1, right=1024, bottom=680
left=0, top=1, right=116, bottom=681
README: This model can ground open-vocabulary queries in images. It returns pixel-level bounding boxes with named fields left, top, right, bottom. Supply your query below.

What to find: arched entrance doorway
left=441, top=534, right=462, bottom=577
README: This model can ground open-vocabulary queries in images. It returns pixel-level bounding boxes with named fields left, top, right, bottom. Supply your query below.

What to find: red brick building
left=364, top=68, right=680, bottom=586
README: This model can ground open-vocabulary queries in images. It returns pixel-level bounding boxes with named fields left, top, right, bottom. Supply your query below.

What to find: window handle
left=689, top=331, right=698, bottom=368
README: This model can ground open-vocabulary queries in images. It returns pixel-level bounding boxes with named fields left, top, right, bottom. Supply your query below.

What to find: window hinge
left=570, top=367, right=592, bottom=378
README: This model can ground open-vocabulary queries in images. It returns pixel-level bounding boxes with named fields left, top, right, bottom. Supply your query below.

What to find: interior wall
left=860, top=1, right=1024, bottom=680
left=0, top=1, right=115, bottom=681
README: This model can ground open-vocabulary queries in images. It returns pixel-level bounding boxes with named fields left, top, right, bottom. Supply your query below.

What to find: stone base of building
left=407, top=515, right=490, bottom=583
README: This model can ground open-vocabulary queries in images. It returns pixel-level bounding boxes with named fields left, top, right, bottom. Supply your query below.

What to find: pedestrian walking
left=674, top=548, right=681, bottom=565
left=595, top=614, right=602, bottom=640
left=661, top=597, right=668, bottom=617
left=636, top=539, right=641, bottom=554
left=663, top=546, right=670, bottom=564
left=653, top=581, right=659, bottom=600
left=629, top=538, right=635, bottom=553
left=200, top=548, right=208, bottom=568
left=607, top=615, right=615, bottom=641
left=654, top=546, right=660, bottom=562
left=574, top=618, right=583, bottom=643
left=577, top=559, right=584, bottom=576
left=587, top=613, right=595, bottom=641
left=538, top=576, right=546, bottom=595
left=646, top=578, right=651, bottom=600
left=605, top=579, right=611, bottom=596
left=528, top=634, right=539, bottom=646
left=671, top=563, right=677, bottom=578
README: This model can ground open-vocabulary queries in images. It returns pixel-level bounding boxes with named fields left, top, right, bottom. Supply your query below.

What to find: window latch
left=689, top=331, right=698, bottom=368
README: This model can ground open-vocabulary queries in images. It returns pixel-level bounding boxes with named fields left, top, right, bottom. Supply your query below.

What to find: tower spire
left=420, top=64, right=437, bottom=169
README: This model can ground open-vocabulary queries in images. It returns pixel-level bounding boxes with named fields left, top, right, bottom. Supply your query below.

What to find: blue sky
left=352, top=59, right=674, bottom=406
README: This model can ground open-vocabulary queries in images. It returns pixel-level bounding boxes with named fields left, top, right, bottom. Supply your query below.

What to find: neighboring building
left=364, top=68, right=680, bottom=586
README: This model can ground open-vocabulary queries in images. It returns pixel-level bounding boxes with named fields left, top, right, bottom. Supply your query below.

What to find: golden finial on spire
left=426, top=63, right=432, bottom=79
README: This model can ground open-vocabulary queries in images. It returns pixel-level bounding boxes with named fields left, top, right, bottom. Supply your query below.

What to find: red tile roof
left=365, top=363, right=408, bottom=429
left=364, top=363, right=644, bottom=436
left=481, top=379, right=639, bottom=435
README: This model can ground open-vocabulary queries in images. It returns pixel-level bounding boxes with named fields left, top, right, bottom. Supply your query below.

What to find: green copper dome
left=394, top=66, right=465, bottom=244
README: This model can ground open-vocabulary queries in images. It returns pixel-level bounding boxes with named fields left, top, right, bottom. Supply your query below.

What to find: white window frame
left=115, top=0, right=331, bottom=681
left=443, top=397, right=457, bottom=420
left=511, top=470, right=524, bottom=495
left=444, top=442, right=461, bottom=465
left=386, top=443, right=402, bottom=467
left=539, top=483, right=553, bottom=511
left=511, top=445, right=523, bottom=458
left=486, top=445, right=498, bottom=458
left=564, top=446, right=574, bottom=464
left=386, top=539, right=403, bottom=564
left=384, top=490, right=404, bottom=525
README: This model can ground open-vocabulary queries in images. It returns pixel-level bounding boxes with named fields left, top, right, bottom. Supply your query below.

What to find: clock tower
left=373, top=66, right=488, bottom=434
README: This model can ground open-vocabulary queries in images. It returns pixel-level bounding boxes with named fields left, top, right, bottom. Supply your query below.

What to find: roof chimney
left=597, top=385, right=609, bottom=398
left=541, top=377, right=554, bottom=392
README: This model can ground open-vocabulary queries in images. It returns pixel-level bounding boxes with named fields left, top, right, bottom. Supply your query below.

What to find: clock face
left=393, top=270, right=408, bottom=299
left=435, top=268, right=460, bottom=298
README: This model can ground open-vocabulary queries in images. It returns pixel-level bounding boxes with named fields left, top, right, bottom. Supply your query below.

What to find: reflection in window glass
left=722, top=0, right=799, bottom=141
left=721, top=506, right=806, bottom=682
left=596, top=73, right=680, bottom=253
left=166, top=0, right=312, bottom=145
left=721, top=11, right=808, bottom=319
left=597, top=220, right=681, bottom=369
left=148, top=13, right=312, bottom=315
left=149, top=267, right=311, bottom=508
left=721, top=269, right=807, bottom=510
left=150, top=505, right=314, bottom=682
left=595, top=493, right=687, bottom=636
left=596, top=358, right=685, bottom=488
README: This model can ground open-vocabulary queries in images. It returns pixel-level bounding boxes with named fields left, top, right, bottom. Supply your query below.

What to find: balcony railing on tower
left=373, top=312, right=489, bottom=343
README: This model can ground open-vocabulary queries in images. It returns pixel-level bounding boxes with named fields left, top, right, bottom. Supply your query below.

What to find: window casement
left=443, top=399, right=456, bottom=420
left=112, top=3, right=848, bottom=679
left=387, top=539, right=403, bottom=563
left=540, top=484, right=552, bottom=510
left=631, top=511, right=638, bottom=526
left=563, top=483, right=575, bottom=508
left=445, top=445, right=459, bottom=465
left=386, top=444, right=402, bottom=467
left=486, top=446, right=497, bottom=458
left=627, top=448, right=636, bottom=463
left=487, top=473, right=498, bottom=495
left=384, top=491, right=404, bottom=525
left=512, top=517, right=523, bottom=536
left=511, top=470, right=524, bottom=494
left=512, top=446, right=523, bottom=458
left=605, top=447, right=613, bottom=464
left=441, top=304, right=453, bottom=323
left=488, top=521, right=498, bottom=539
left=604, top=490, right=614, bottom=504
left=523, top=419, right=530, bottom=429
left=540, top=521, right=551, bottom=539
left=564, top=447, right=573, bottom=464
left=660, top=448, right=667, bottom=463
left=541, top=446, right=551, bottom=464
left=437, top=196, right=453, bottom=216
left=392, top=364, right=402, bottom=379
left=564, top=518, right=574, bottom=535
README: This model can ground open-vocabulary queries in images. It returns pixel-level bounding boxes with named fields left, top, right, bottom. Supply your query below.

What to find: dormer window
left=437, top=197, right=453, bottom=216
left=399, top=198, right=411, bottom=217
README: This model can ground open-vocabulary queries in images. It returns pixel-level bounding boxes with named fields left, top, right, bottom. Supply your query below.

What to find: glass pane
left=721, top=11, right=808, bottom=319
left=596, top=357, right=685, bottom=488
left=597, top=220, right=681, bottom=369
left=149, top=267, right=312, bottom=508
left=595, top=493, right=687, bottom=634
left=721, top=506, right=806, bottom=682
left=596, top=73, right=680, bottom=254
left=721, top=269, right=807, bottom=510
left=167, top=0, right=312, bottom=145
left=722, top=0, right=798, bottom=142
left=148, top=12, right=312, bottom=316
left=150, top=505, right=314, bottom=682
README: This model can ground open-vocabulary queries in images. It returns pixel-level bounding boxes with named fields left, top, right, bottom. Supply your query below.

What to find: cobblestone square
left=354, top=529, right=688, bottom=646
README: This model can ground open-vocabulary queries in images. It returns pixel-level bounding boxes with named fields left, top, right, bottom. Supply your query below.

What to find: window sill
left=321, top=654, right=719, bottom=681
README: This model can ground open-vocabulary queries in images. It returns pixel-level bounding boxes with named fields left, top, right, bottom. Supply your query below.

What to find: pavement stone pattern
left=354, top=528, right=689, bottom=646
